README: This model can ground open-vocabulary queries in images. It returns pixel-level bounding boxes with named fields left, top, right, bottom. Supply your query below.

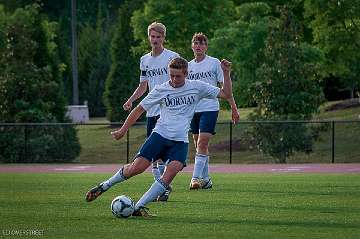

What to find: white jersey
left=188, top=55, right=224, bottom=112
left=140, top=48, right=179, bottom=117
left=140, top=80, right=220, bottom=142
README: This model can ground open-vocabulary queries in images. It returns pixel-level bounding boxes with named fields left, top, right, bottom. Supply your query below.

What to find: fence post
left=24, top=125, right=28, bottom=162
left=331, top=121, right=335, bottom=163
left=126, top=129, right=130, bottom=164
left=229, top=121, right=232, bottom=164
left=63, top=125, right=66, bottom=160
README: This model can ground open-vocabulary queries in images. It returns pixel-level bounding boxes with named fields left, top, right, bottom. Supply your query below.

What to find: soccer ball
left=111, top=195, right=135, bottom=218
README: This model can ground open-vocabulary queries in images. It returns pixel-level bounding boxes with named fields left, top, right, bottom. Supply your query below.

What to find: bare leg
left=135, top=160, right=183, bottom=209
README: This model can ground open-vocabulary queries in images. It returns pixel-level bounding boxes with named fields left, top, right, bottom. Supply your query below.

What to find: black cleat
left=85, top=184, right=106, bottom=202
left=201, top=178, right=213, bottom=189
left=157, top=185, right=172, bottom=202
left=132, top=206, right=155, bottom=218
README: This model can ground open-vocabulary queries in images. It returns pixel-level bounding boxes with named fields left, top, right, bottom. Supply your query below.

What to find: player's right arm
left=123, top=81, right=148, bottom=111
left=114, top=86, right=162, bottom=140
left=111, top=105, right=145, bottom=140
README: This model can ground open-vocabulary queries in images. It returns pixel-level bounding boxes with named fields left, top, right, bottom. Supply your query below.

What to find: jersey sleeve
left=215, top=59, right=224, bottom=84
left=169, top=51, right=180, bottom=62
left=197, top=81, right=221, bottom=100
left=139, top=58, right=148, bottom=83
left=139, top=86, right=162, bottom=111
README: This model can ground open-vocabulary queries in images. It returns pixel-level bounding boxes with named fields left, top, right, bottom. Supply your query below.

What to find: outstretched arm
left=228, top=97, right=240, bottom=124
left=111, top=105, right=145, bottom=140
left=123, top=81, right=148, bottom=111
left=218, top=59, right=240, bottom=124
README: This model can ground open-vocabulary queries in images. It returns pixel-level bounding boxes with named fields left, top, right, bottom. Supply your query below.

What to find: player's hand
left=221, top=59, right=232, bottom=73
left=111, top=128, right=126, bottom=140
left=231, top=106, right=240, bottom=124
left=123, top=100, right=133, bottom=111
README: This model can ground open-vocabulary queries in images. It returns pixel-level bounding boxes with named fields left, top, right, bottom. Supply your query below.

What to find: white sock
left=157, top=162, right=165, bottom=176
left=192, top=154, right=207, bottom=179
left=135, top=179, right=167, bottom=210
left=202, top=156, right=210, bottom=181
left=102, top=167, right=126, bottom=190
left=152, top=162, right=161, bottom=180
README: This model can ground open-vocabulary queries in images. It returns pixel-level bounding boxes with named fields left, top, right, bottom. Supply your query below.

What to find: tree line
left=2, top=0, right=359, bottom=120
left=0, top=0, right=359, bottom=163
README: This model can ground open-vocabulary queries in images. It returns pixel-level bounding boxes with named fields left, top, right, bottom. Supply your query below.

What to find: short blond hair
left=192, top=32, right=208, bottom=45
left=147, top=22, right=166, bottom=37
left=168, top=57, right=188, bottom=71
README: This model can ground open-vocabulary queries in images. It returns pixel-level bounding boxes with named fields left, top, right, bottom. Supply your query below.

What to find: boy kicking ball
left=85, top=57, right=238, bottom=217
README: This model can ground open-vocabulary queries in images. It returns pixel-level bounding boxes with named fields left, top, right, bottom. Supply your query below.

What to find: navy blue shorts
left=146, top=115, right=160, bottom=137
left=136, top=132, right=188, bottom=166
left=190, top=111, right=219, bottom=135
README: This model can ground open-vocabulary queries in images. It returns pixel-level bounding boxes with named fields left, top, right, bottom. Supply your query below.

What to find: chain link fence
left=1, top=120, right=359, bottom=164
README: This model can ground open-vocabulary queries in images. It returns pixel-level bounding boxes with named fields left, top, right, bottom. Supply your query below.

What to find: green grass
left=1, top=173, right=359, bottom=239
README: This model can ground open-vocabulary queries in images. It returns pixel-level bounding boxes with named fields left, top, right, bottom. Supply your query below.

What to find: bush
left=0, top=4, right=80, bottom=163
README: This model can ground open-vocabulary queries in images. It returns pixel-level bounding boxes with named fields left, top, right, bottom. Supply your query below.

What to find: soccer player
left=188, top=33, right=240, bottom=190
left=85, top=57, right=238, bottom=217
left=123, top=22, right=179, bottom=201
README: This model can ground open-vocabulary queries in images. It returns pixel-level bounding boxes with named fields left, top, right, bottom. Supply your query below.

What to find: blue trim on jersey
left=190, top=111, right=219, bottom=135
left=146, top=115, right=160, bottom=137
left=136, top=132, right=188, bottom=166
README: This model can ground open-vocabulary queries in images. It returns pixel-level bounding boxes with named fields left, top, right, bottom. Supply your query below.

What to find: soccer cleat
left=132, top=206, right=155, bottom=218
left=85, top=183, right=106, bottom=202
left=157, top=185, right=172, bottom=202
left=189, top=178, right=202, bottom=190
left=201, top=178, right=213, bottom=189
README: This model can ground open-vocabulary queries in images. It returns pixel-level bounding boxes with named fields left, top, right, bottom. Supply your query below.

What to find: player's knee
left=161, top=161, right=183, bottom=184
left=197, top=140, right=209, bottom=153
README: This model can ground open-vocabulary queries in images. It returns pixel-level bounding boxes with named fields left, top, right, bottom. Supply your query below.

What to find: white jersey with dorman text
left=188, top=55, right=224, bottom=112
left=140, top=48, right=179, bottom=117
left=140, top=80, right=220, bottom=142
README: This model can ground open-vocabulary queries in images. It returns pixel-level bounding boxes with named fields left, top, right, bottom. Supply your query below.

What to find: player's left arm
left=218, top=81, right=239, bottom=124
left=217, top=59, right=240, bottom=124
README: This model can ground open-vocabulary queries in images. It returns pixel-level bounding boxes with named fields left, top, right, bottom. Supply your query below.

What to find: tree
left=0, top=0, right=125, bottom=107
left=78, top=1, right=111, bottom=116
left=103, top=0, right=144, bottom=122
left=250, top=6, right=324, bottom=163
left=304, top=0, right=360, bottom=98
left=209, top=2, right=274, bottom=107
left=0, top=4, right=80, bottom=162
left=130, top=0, right=235, bottom=60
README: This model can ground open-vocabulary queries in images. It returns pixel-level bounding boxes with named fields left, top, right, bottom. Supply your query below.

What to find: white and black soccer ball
left=111, top=195, right=135, bottom=218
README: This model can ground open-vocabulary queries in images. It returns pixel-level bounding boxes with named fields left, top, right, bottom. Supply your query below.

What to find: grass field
left=1, top=172, right=359, bottom=239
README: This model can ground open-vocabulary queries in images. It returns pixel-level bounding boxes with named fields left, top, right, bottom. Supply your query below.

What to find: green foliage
left=0, top=125, right=80, bottom=163
left=131, top=0, right=235, bottom=60
left=304, top=0, right=360, bottom=97
left=250, top=6, right=324, bottom=163
left=210, top=2, right=274, bottom=108
left=78, top=2, right=111, bottom=117
left=104, top=0, right=144, bottom=122
left=0, top=4, right=80, bottom=162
